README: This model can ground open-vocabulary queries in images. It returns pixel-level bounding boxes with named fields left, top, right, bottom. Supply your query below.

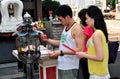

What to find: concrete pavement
left=0, top=63, right=39, bottom=79
left=109, top=51, right=120, bottom=78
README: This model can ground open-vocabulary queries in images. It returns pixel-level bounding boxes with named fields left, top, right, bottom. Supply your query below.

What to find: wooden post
left=36, top=0, right=42, bottom=20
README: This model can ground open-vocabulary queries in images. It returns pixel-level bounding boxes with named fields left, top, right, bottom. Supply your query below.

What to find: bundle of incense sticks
left=62, top=44, right=76, bottom=53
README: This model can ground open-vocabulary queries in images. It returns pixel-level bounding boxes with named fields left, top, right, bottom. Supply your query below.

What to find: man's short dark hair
left=56, top=5, right=73, bottom=18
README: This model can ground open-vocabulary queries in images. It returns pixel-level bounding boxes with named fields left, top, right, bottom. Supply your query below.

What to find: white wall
left=55, top=0, right=96, bottom=9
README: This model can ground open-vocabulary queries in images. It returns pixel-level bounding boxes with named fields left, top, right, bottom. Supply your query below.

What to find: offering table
left=38, top=49, right=58, bottom=79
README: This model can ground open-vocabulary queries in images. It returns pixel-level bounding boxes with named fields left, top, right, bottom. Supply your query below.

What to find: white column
left=119, top=0, right=120, bottom=3
left=101, top=0, right=106, bottom=12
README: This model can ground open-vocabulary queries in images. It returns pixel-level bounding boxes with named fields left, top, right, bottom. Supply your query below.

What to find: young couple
left=41, top=5, right=110, bottom=79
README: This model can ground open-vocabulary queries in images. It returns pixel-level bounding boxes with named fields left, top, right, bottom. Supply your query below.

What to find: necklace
left=65, top=22, right=76, bottom=31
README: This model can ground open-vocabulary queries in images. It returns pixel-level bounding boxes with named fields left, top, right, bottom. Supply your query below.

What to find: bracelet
left=60, top=50, right=64, bottom=56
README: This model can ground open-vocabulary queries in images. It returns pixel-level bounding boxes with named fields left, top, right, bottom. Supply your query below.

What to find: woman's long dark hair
left=78, top=9, right=87, bottom=26
left=86, top=5, right=108, bottom=42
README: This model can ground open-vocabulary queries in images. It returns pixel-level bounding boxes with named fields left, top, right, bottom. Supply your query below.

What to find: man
left=41, top=5, right=84, bottom=79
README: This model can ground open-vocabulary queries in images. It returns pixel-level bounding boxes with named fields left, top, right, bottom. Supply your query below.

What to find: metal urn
left=15, top=13, right=41, bottom=79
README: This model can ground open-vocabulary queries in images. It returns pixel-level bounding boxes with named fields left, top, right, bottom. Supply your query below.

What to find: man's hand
left=41, top=34, right=48, bottom=42
left=50, top=50, right=60, bottom=57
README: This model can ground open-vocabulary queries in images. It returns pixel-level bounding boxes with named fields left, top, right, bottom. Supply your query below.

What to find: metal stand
left=26, top=63, right=34, bottom=79
left=18, top=51, right=40, bottom=79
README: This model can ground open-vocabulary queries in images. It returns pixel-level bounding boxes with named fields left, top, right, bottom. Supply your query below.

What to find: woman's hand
left=76, top=52, right=87, bottom=58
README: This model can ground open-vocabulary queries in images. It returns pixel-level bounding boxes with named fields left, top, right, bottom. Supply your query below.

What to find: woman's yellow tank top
left=87, top=30, right=109, bottom=76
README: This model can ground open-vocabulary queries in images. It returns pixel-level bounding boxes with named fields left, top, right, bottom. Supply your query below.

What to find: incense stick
left=62, top=44, right=76, bottom=53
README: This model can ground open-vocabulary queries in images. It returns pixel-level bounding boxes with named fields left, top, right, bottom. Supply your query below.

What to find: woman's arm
left=76, top=31, right=104, bottom=61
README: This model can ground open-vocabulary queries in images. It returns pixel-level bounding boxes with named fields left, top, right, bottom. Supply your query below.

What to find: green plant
left=107, top=0, right=116, bottom=10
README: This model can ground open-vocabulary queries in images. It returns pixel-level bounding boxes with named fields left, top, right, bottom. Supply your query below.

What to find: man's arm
left=41, top=34, right=60, bottom=46
left=74, top=23, right=84, bottom=52
left=47, top=38, right=60, bottom=46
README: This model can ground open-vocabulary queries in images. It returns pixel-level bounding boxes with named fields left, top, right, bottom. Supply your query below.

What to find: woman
left=76, top=5, right=110, bottom=79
